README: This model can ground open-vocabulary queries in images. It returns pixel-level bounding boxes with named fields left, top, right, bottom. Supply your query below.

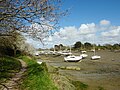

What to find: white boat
left=80, top=54, right=88, bottom=59
left=80, top=50, right=88, bottom=58
left=91, top=48, right=101, bottom=60
left=91, top=34, right=101, bottom=60
left=81, top=50, right=87, bottom=53
left=64, top=55, right=82, bottom=62
left=91, top=55, right=101, bottom=60
left=58, top=51, right=72, bottom=55
left=35, top=51, right=39, bottom=56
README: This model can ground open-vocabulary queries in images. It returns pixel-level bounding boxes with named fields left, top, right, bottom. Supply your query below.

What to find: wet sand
left=38, top=50, right=120, bottom=90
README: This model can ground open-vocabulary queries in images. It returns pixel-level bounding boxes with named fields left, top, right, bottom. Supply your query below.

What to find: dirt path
left=0, top=59, right=27, bottom=90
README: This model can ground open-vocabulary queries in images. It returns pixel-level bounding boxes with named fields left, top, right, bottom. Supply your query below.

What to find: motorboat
left=58, top=51, right=72, bottom=55
left=81, top=50, right=87, bottom=53
left=80, top=50, right=88, bottom=58
left=35, top=51, right=39, bottom=56
left=80, top=54, right=88, bottom=59
left=64, top=55, right=82, bottom=62
left=91, top=34, right=101, bottom=60
left=91, top=49, right=101, bottom=60
left=91, top=55, right=101, bottom=60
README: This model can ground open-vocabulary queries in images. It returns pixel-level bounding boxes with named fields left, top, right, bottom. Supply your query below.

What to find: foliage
left=72, top=41, right=120, bottom=51
left=19, top=56, right=58, bottom=90
left=0, top=56, right=22, bottom=82
left=84, top=42, right=93, bottom=50
left=74, top=41, right=82, bottom=49
left=0, top=31, right=36, bottom=56
left=113, top=43, right=120, bottom=50
left=53, top=44, right=65, bottom=51
left=0, top=32, right=24, bottom=56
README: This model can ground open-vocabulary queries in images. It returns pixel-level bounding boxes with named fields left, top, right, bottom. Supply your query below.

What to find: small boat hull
left=80, top=54, right=88, bottom=59
left=64, top=56, right=82, bottom=62
left=81, top=51, right=87, bottom=53
left=91, top=55, right=101, bottom=60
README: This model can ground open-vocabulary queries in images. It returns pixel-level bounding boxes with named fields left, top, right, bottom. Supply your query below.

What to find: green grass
left=19, top=56, right=58, bottom=90
left=0, top=56, right=22, bottom=82
left=72, top=81, right=88, bottom=90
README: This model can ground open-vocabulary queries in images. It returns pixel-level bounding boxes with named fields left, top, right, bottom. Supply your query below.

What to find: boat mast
left=70, top=45, right=72, bottom=55
left=93, top=45, right=95, bottom=55
left=93, top=34, right=96, bottom=56
left=54, top=45, right=55, bottom=52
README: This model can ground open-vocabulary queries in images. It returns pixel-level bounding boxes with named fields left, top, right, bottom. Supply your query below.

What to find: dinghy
left=91, top=55, right=101, bottom=60
left=64, top=55, right=82, bottom=62
left=80, top=54, right=88, bottom=59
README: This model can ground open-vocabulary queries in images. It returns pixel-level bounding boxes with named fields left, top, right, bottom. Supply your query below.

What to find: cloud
left=79, top=23, right=96, bottom=35
left=48, top=24, right=97, bottom=46
left=59, top=26, right=78, bottom=39
left=101, top=26, right=120, bottom=37
left=25, top=20, right=120, bottom=48
left=48, top=36, right=53, bottom=41
left=100, top=20, right=111, bottom=26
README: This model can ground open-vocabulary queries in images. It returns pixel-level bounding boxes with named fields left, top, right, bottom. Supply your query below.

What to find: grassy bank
left=0, top=56, right=22, bottom=82
left=19, top=56, right=58, bottom=90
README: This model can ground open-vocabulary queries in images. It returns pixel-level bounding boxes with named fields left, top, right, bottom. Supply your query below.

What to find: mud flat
left=38, top=50, right=120, bottom=90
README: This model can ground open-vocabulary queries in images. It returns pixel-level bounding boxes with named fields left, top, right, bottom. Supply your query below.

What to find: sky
left=26, top=0, right=120, bottom=48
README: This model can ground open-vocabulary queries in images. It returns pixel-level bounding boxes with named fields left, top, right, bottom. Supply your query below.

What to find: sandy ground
left=38, top=50, right=120, bottom=90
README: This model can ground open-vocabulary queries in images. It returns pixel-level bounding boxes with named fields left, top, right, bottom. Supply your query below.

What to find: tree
left=59, top=44, right=63, bottom=50
left=21, top=43, right=35, bottom=55
left=113, top=43, right=120, bottom=50
left=74, top=41, right=82, bottom=49
left=54, top=45, right=59, bottom=51
left=0, top=31, right=26, bottom=56
left=104, top=44, right=113, bottom=50
left=0, top=31, right=36, bottom=56
left=84, top=42, right=92, bottom=50
left=0, top=0, right=67, bottom=40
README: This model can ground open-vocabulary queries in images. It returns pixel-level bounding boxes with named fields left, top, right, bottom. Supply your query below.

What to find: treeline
left=73, top=41, right=120, bottom=51
left=49, top=41, right=120, bottom=51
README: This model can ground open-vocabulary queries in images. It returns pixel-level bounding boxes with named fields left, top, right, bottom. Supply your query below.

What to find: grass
left=72, top=81, right=88, bottom=90
left=0, top=56, right=22, bottom=82
left=19, top=56, right=58, bottom=90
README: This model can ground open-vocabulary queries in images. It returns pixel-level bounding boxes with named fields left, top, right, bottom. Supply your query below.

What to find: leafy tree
left=0, top=31, right=24, bottom=56
left=59, top=44, right=63, bottom=47
left=0, top=31, right=35, bottom=56
left=113, top=43, right=120, bottom=50
left=84, top=42, right=92, bottom=50
left=54, top=45, right=59, bottom=51
left=59, top=44, right=64, bottom=50
left=104, top=44, right=113, bottom=50
left=74, top=41, right=82, bottom=49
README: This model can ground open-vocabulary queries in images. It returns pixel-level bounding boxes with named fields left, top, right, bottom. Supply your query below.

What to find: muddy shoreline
left=38, top=50, right=120, bottom=90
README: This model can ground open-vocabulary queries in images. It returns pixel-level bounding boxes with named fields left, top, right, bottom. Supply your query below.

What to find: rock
left=37, top=61, right=42, bottom=64
left=60, top=66, right=66, bottom=69
left=75, top=67, right=81, bottom=70
left=65, top=66, right=81, bottom=70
